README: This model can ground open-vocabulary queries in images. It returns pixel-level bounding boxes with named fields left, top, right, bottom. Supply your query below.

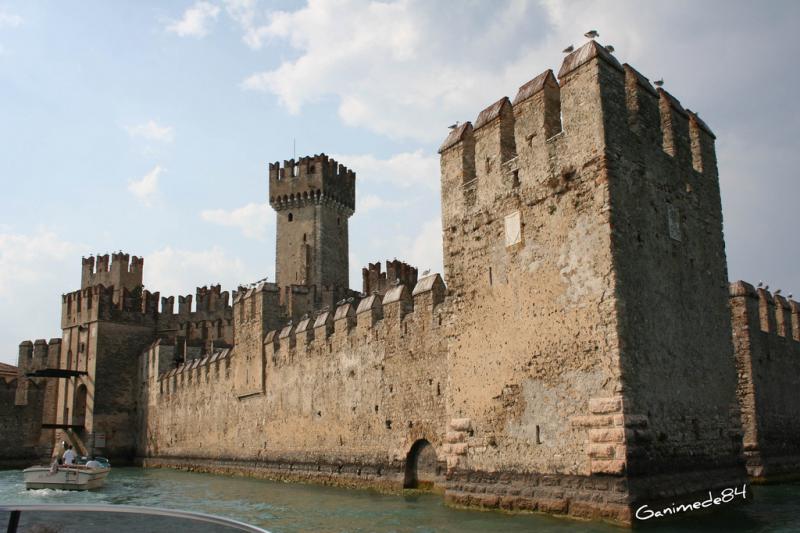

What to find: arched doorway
left=73, top=384, right=87, bottom=428
left=403, top=439, right=442, bottom=490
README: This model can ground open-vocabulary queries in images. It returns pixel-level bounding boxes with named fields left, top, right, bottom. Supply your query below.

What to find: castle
left=2, top=41, right=799, bottom=525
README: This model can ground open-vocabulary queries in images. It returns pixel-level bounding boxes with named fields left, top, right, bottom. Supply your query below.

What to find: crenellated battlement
left=264, top=274, right=446, bottom=367
left=439, top=40, right=718, bottom=227
left=156, top=348, right=232, bottom=395
left=81, top=252, right=144, bottom=293
left=269, top=153, right=356, bottom=213
left=362, top=259, right=419, bottom=296
left=729, top=281, right=800, bottom=342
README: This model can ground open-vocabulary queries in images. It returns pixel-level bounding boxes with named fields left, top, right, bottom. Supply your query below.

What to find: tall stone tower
left=439, top=40, right=744, bottom=522
left=268, top=155, right=355, bottom=304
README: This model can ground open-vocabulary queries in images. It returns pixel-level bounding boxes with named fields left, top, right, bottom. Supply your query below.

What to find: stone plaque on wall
left=504, top=211, right=522, bottom=247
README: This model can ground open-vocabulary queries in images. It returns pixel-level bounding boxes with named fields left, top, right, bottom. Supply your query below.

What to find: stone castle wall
left=729, top=281, right=800, bottom=479
left=139, top=276, right=448, bottom=489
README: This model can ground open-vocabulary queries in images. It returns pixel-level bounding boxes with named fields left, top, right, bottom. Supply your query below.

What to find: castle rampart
left=362, top=260, right=418, bottom=296
left=8, top=37, right=799, bottom=528
left=729, top=281, right=800, bottom=480
left=139, top=275, right=449, bottom=491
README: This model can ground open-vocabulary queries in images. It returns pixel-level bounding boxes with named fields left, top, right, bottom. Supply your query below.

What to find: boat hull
left=23, top=466, right=110, bottom=490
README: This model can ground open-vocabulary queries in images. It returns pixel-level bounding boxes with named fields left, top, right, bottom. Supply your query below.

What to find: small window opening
left=488, top=267, right=493, bottom=285
left=536, top=425, right=542, bottom=444
left=337, top=217, right=341, bottom=226
left=303, top=233, right=307, bottom=243
left=288, top=213, right=293, bottom=222
left=512, top=169, right=520, bottom=188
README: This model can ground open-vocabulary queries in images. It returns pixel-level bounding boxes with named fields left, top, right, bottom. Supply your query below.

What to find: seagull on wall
left=422, top=269, right=430, bottom=276
left=605, top=45, right=615, bottom=53
left=758, top=281, right=763, bottom=288
left=775, top=289, right=782, bottom=295
left=562, top=44, right=574, bottom=54
left=654, top=79, right=664, bottom=88
left=584, top=30, right=599, bottom=39
left=448, top=121, right=460, bottom=130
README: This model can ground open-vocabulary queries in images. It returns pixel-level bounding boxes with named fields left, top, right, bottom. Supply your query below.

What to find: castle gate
left=403, top=439, right=441, bottom=490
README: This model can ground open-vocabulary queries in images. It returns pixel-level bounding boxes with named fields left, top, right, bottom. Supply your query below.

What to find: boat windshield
left=0, top=504, right=269, bottom=533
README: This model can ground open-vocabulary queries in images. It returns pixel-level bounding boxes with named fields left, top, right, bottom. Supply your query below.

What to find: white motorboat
left=23, top=464, right=110, bottom=490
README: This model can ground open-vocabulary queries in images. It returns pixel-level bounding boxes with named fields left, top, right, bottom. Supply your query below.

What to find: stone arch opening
left=73, top=383, right=88, bottom=428
left=403, top=439, right=442, bottom=490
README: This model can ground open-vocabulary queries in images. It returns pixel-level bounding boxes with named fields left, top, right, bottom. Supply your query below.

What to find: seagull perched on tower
left=562, top=44, right=574, bottom=54
left=654, top=79, right=665, bottom=88
left=584, top=30, right=599, bottom=39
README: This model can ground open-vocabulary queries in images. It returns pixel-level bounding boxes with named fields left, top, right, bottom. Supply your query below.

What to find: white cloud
left=200, top=202, right=274, bottom=240
left=167, top=1, right=221, bottom=37
left=238, top=0, right=559, bottom=141
left=128, top=165, right=163, bottom=207
left=333, top=150, right=438, bottom=191
left=0, top=229, right=86, bottom=297
left=144, top=246, right=254, bottom=300
left=0, top=10, right=22, bottom=28
left=357, top=194, right=408, bottom=212
left=223, top=0, right=273, bottom=49
left=0, top=229, right=88, bottom=365
left=407, top=218, right=443, bottom=277
left=125, top=120, right=175, bottom=143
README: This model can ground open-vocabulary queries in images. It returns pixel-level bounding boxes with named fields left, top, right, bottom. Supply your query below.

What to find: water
left=1, top=467, right=799, bottom=532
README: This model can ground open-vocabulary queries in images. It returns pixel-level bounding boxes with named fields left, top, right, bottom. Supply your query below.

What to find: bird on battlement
left=562, top=44, right=574, bottom=54
left=301, top=313, right=309, bottom=321
left=448, top=122, right=460, bottom=130
left=654, top=79, right=664, bottom=88
left=422, top=269, right=430, bottom=276
left=336, top=299, right=346, bottom=306
left=584, top=30, right=599, bottom=39
left=758, top=281, right=764, bottom=288
left=789, top=294, right=793, bottom=299
left=605, top=45, right=615, bottom=53
left=393, top=279, right=401, bottom=286
left=346, top=297, right=355, bottom=303
left=765, top=285, right=770, bottom=291
left=775, top=289, right=782, bottom=295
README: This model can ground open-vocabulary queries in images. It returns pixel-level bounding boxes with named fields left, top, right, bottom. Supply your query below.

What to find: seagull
left=336, top=299, right=346, bottom=306
left=393, top=279, right=401, bottom=286
left=584, top=30, right=599, bottom=39
left=765, top=285, right=770, bottom=291
left=605, top=45, right=615, bottom=53
left=789, top=294, right=793, bottom=299
left=775, top=289, right=782, bottom=295
left=654, top=79, right=664, bottom=88
left=346, top=297, right=354, bottom=303
left=758, top=281, right=763, bottom=288
left=448, top=122, right=460, bottom=130
left=562, top=44, right=574, bottom=54
left=422, top=269, right=430, bottom=276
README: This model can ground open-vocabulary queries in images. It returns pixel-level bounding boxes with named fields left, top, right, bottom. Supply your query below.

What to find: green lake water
left=1, top=467, right=799, bottom=532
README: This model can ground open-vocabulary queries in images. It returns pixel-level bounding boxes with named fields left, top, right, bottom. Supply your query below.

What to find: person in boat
left=63, top=444, right=76, bottom=465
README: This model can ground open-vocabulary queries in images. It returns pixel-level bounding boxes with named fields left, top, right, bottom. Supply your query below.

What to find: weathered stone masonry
left=5, top=40, right=799, bottom=526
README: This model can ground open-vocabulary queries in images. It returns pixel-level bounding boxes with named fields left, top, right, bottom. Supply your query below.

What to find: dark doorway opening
left=403, top=439, right=442, bottom=490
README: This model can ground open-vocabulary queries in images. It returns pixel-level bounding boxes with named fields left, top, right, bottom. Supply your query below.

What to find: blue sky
left=1, top=0, right=799, bottom=365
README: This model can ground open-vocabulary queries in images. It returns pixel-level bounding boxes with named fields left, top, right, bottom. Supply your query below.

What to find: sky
left=1, top=0, right=798, bottom=365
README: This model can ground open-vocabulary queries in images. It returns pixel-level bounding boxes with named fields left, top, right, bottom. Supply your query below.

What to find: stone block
left=450, top=442, right=468, bottom=455
left=445, top=431, right=465, bottom=443
left=590, top=459, right=625, bottom=475
left=588, top=443, right=615, bottom=459
left=589, top=397, right=622, bottom=415
left=589, top=428, right=626, bottom=443
left=450, top=418, right=472, bottom=431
